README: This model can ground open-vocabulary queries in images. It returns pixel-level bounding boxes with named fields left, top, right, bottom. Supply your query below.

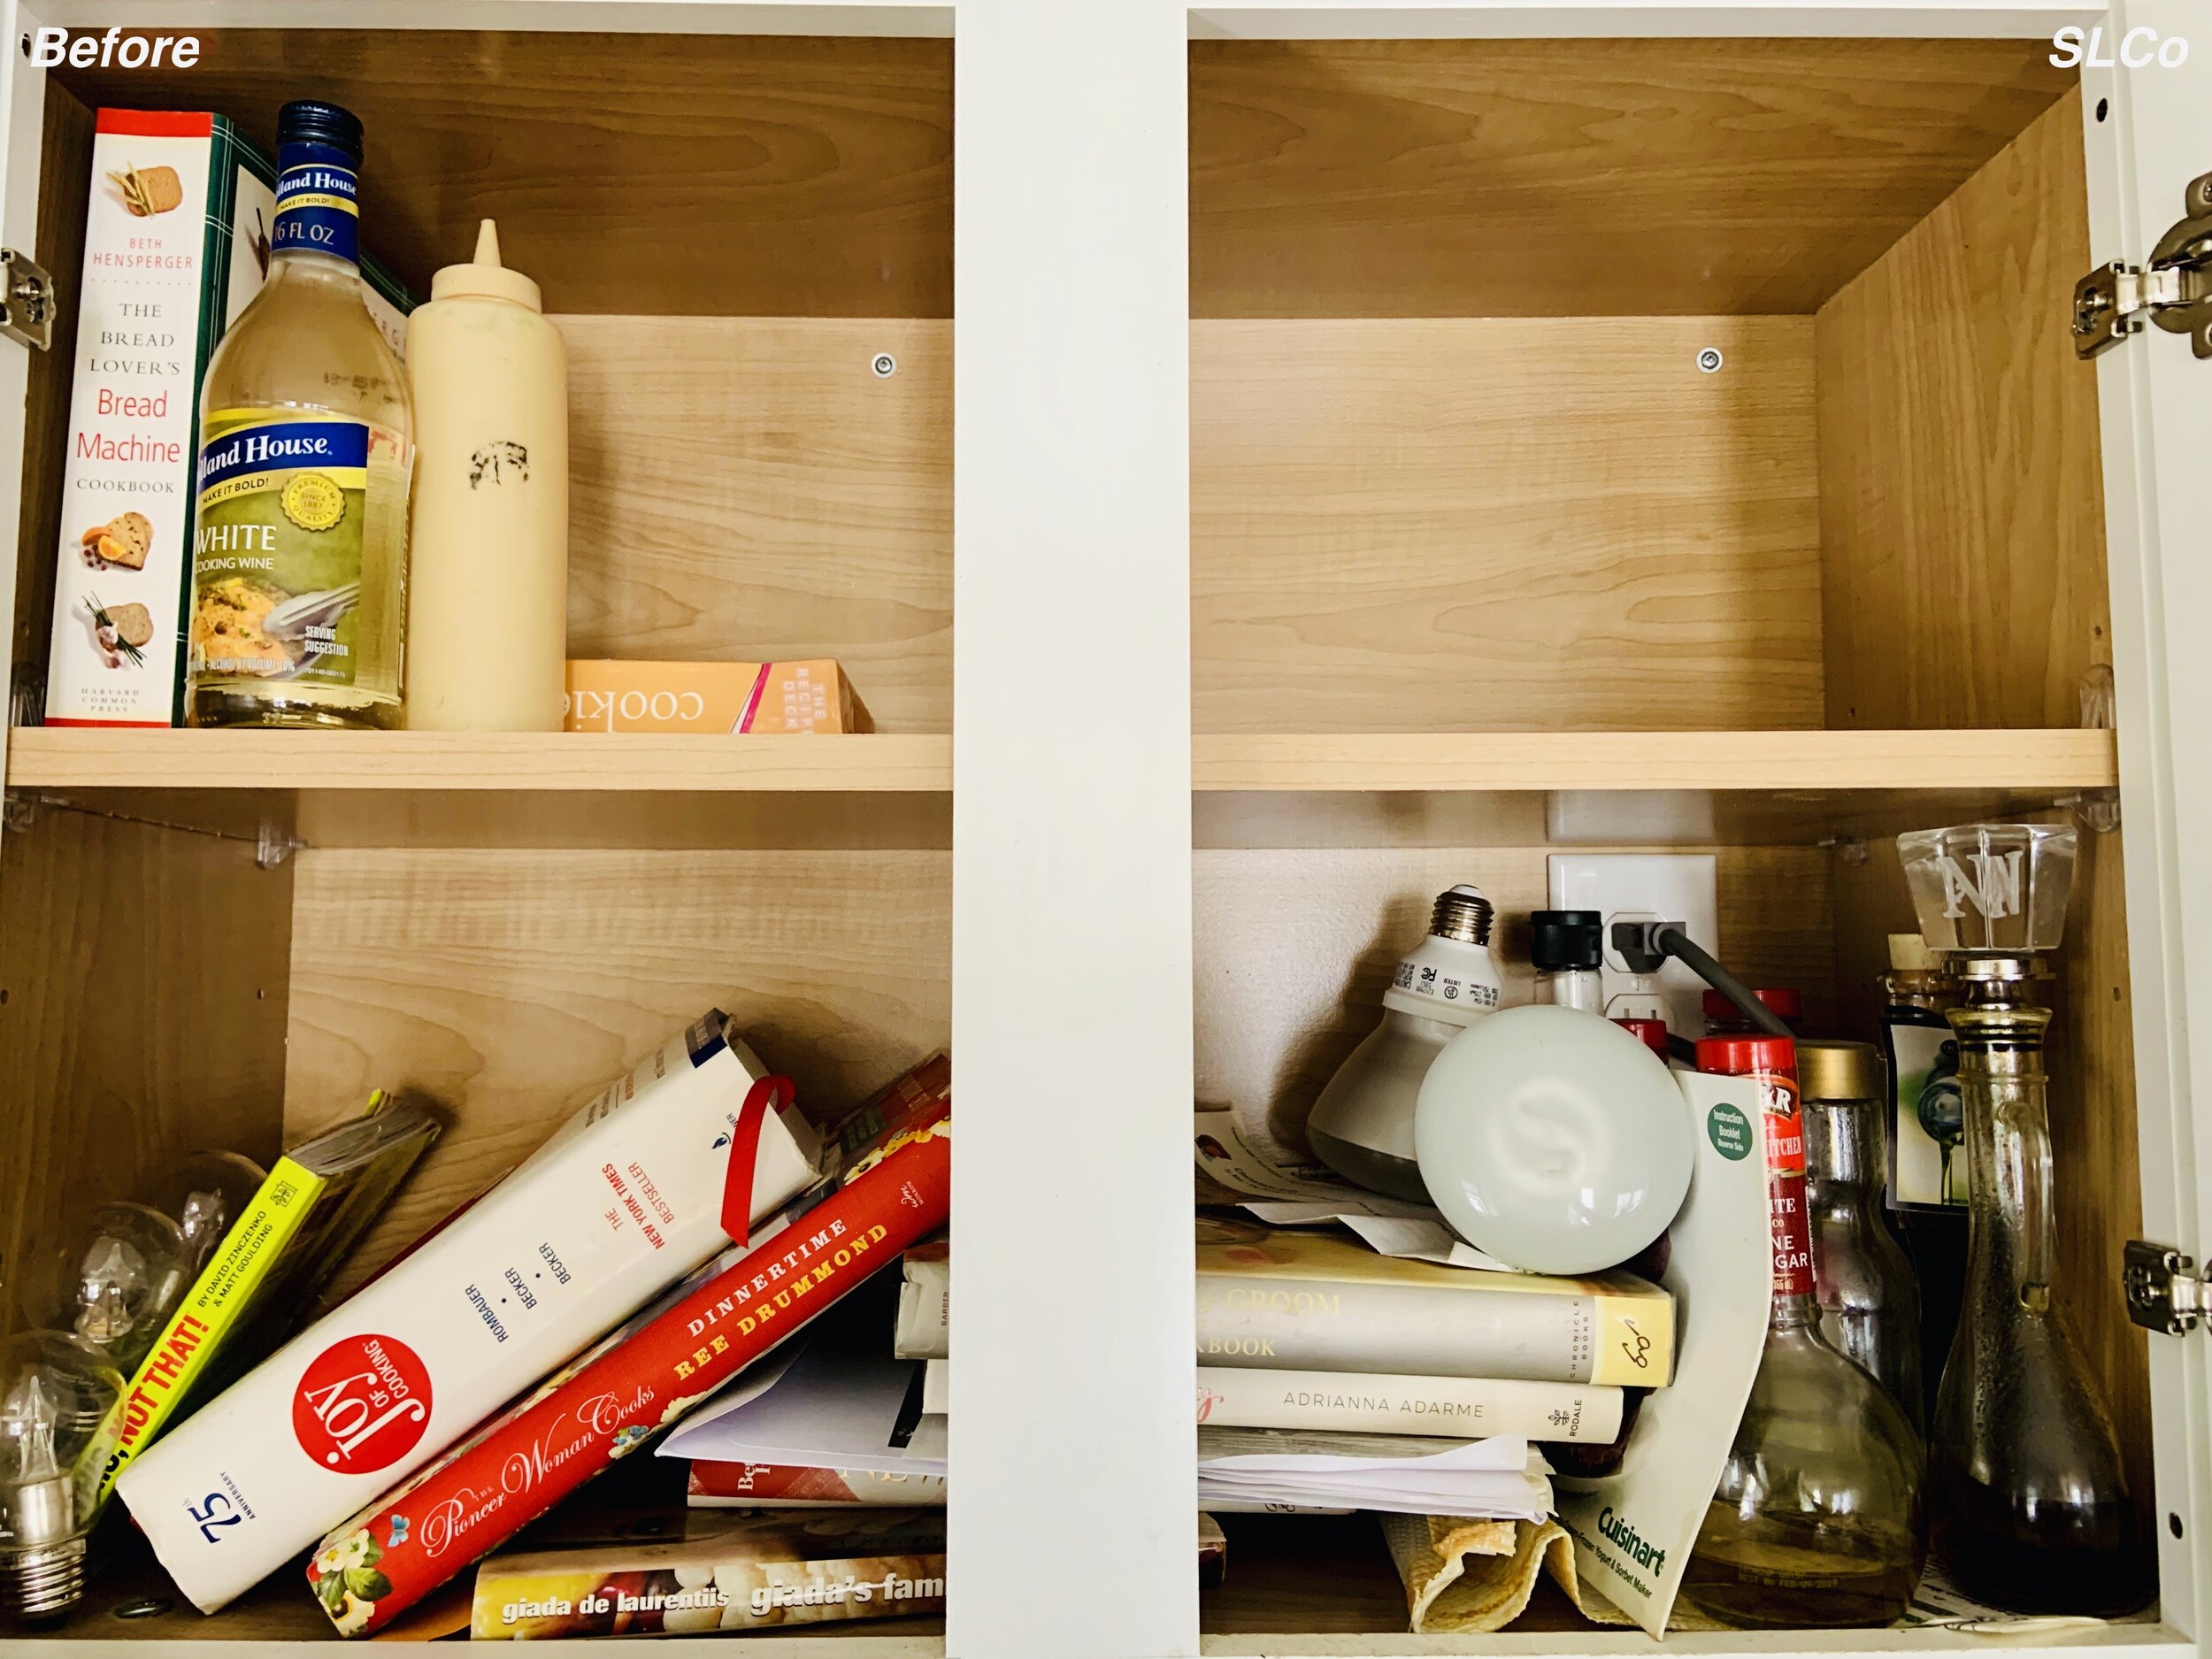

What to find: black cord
left=1655, top=925, right=1793, bottom=1039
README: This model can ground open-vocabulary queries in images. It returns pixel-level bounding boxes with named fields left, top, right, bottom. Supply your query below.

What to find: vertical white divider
left=2086, top=0, right=2212, bottom=1634
left=949, top=3, right=1197, bottom=1657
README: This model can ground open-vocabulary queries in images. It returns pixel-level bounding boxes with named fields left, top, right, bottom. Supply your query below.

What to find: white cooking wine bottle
left=188, top=100, right=411, bottom=728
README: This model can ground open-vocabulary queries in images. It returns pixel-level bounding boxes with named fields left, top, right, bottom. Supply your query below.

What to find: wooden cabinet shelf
left=1193, top=730, right=2116, bottom=793
left=5, top=729, right=951, bottom=793
left=4, top=731, right=952, bottom=850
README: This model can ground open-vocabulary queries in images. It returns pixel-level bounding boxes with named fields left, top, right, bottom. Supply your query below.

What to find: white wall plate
left=1547, top=852, right=1719, bottom=1036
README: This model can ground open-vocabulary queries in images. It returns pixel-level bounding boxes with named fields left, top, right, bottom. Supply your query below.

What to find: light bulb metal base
left=1, top=1535, right=88, bottom=1619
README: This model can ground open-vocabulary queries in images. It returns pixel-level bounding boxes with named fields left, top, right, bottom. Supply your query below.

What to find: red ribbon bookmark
left=719, top=1073, right=796, bottom=1245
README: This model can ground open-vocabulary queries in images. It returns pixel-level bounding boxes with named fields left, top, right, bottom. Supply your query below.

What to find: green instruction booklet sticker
left=1707, top=1102, right=1753, bottom=1161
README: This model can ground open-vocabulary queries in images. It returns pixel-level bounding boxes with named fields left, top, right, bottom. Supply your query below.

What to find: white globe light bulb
left=1414, top=1004, right=1694, bottom=1276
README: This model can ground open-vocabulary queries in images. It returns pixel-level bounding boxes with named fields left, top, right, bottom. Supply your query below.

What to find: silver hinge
left=2124, top=1240, right=2212, bottom=1335
left=0, top=247, right=52, bottom=351
left=2074, top=170, right=2212, bottom=361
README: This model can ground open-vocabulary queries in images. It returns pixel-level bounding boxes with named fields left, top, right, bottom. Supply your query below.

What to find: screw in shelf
left=1696, top=348, right=1724, bottom=374
left=871, top=352, right=897, bottom=379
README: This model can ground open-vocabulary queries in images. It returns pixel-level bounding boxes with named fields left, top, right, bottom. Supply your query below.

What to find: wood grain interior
left=1193, top=317, right=1821, bottom=734
left=0, top=809, right=291, bottom=1338
left=1827, top=822, right=2150, bottom=1541
left=1190, top=38, right=2073, bottom=319
left=561, top=316, right=950, bottom=732
left=280, top=847, right=949, bottom=1302
left=1816, top=88, right=2107, bottom=731
left=1195, top=845, right=1835, bottom=1154
left=11, top=81, right=94, bottom=718
left=50, top=31, right=952, bottom=317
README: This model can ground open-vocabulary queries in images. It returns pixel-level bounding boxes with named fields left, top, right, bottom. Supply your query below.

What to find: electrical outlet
left=1547, top=853, right=1719, bottom=1036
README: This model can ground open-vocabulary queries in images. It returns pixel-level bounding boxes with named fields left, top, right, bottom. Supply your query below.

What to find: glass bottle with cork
left=189, top=100, right=412, bottom=728
left=1679, top=1034, right=1924, bottom=1628
left=1796, top=1038, right=1924, bottom=1433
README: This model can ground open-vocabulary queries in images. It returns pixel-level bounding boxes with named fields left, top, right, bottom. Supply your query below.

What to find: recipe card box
left=563, top=660, right=872, bottom=735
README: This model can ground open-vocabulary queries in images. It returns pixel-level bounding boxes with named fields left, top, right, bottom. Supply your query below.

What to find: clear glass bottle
left=1926, top=966, right=2152, bottom=1616
left=1680, top=1035, right=1924, bottom=1629
left=1797, top=1039, right=1924, bottom=1432
left=188, top=100, right=411, bottom=728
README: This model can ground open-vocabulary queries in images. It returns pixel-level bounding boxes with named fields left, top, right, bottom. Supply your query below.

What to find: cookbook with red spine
left=307, top=1110, right=951, bottom=1637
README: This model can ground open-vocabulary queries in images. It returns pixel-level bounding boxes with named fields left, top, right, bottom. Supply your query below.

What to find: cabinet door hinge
left=2124, top=1240, right=2212, bottom=1335
left=0, top=247, right=52, bottom=352
left=2074, top=170, right=2212, bottom=361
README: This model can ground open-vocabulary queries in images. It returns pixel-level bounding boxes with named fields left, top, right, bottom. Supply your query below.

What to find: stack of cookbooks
left=114, top=1022, right=954, bottom=1640
left=675, top=1111, right=1673, bottom=1525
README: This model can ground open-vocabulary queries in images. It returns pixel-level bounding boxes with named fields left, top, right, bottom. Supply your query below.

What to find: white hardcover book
left=117, top=1012, right=820, bottom=1613
left=894, top=1227, right=1671, bottom=1386
left=918, top=1359, right=1623, bottom=1443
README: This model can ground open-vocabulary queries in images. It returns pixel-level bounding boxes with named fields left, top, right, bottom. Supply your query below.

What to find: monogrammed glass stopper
left=1895, top=824, right=2075, bottom=958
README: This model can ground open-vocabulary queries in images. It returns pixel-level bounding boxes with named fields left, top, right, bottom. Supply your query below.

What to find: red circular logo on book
left=292, top=1334, right=434, bottom=1474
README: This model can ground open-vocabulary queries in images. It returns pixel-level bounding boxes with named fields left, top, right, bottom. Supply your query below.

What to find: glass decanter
left=1679, top=1036, right=1925, bottom=1629
left=1898, top=824, right=2154, bottom=1617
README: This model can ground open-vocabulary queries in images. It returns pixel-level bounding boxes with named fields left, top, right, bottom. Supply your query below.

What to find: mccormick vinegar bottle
left=1680, top=1035, right=1925, bottom=1628
left=189, top=100, right=411, bottom=727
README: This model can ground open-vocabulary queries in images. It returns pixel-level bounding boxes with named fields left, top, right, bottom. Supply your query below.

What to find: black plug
left=1609, top=920, right=1682, bottom=976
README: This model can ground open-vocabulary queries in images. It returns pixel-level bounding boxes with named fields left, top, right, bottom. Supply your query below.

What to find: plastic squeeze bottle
left=403, top=220, right=568, bottom=730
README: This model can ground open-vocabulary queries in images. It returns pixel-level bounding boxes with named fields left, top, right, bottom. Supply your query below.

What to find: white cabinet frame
left=0, top=3, right=2206, bottom=1657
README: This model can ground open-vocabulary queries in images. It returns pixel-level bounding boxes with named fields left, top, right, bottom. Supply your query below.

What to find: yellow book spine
left=96, top=1156, right=328, bottom=1503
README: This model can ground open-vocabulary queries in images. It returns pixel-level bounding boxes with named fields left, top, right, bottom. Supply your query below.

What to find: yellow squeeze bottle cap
left=429, top=219, right=541, bottom=311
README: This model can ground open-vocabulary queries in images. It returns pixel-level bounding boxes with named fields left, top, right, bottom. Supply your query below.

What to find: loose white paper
left=659, top=1339, right=944, bottom=1479
left=1194, top=1109, right=1425, bottom=1210
left=1195, top=1111, right=1509, bottom=1267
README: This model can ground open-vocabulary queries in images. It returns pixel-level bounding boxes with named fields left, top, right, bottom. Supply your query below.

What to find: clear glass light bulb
left=141, top=1149, right=266, bottom=1280
left=0, top=1331, right=127, bottom=1617
left=34, top=1202, right=186, bottom=1374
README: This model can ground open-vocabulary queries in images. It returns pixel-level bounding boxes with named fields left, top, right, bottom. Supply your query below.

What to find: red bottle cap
left=1695, top=1034, right=1798, bottom=1078
left=1614, top=1018, right=1671, bottom=1056
left=1701, top=987, right=1802, bottom=1020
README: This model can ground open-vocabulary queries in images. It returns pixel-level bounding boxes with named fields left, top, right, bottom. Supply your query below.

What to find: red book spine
left=308, top=1120, right=950, bottom=1638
